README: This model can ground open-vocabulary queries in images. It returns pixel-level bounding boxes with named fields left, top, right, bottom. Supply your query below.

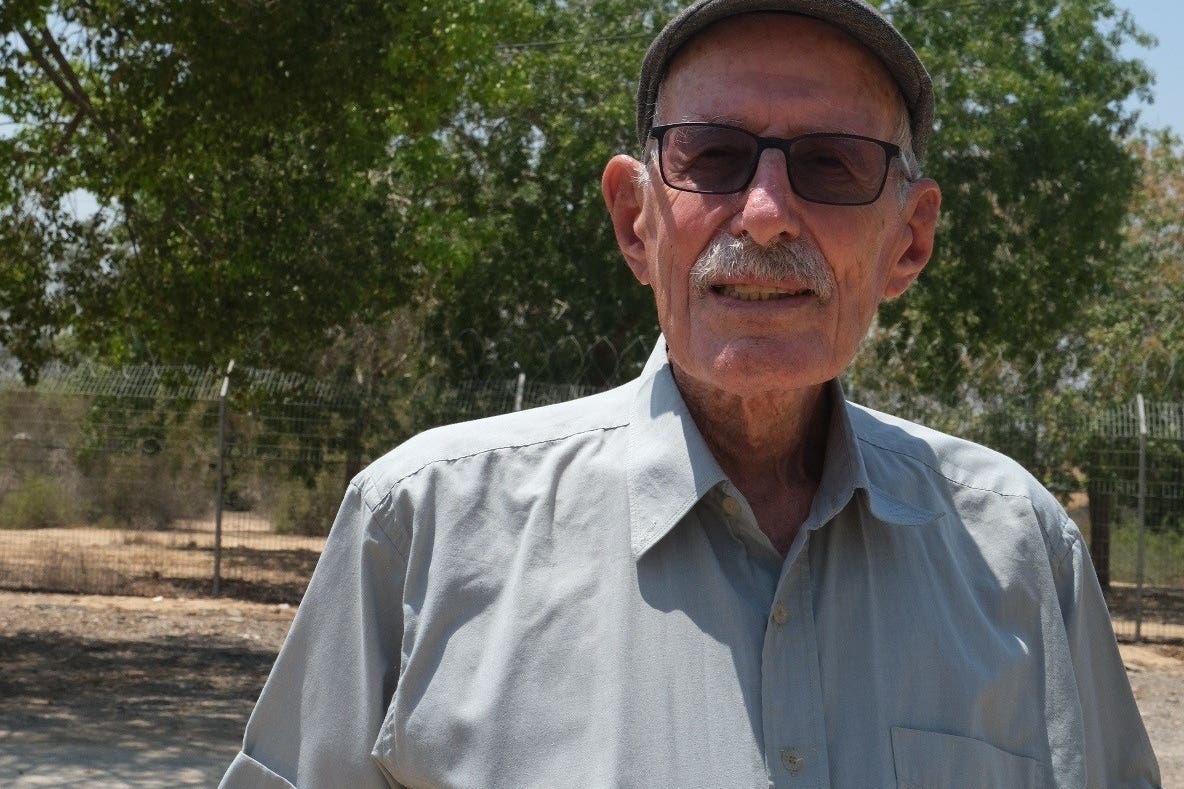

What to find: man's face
left=606, top=14, right=940, bottom=400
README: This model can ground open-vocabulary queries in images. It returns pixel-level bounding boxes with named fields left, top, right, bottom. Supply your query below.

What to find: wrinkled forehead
left=655, top=13, right=905, bottom=128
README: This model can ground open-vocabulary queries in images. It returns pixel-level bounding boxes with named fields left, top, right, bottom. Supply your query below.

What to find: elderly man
left=223, top=1, right=1160, bottom=787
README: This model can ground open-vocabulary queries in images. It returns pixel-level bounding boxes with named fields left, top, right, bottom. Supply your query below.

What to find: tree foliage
left=0, top=0, right=499, bottom=379
left=0, top=0, right=1160, bottom=403
left=861, top=0, right=1152, bottom=399
left=1083, top=133, right=1184, bottom=400
left=399, top=0, right=675, bottom=385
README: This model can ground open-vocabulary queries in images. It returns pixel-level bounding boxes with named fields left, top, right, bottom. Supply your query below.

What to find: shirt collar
left=626, top=339, right=729, bottom=559
left=796, top=378, right=940, bottom=549
left=625, top=337, right=936, bottom=560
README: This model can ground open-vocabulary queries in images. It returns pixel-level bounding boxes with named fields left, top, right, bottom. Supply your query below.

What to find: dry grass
left=0, top=516, right=323, bottom=603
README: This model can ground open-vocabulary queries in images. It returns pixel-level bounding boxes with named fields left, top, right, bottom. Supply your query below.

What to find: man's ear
left=601, top=154, right=652, bottom=285
left=882, top=178, right=941, bottom=300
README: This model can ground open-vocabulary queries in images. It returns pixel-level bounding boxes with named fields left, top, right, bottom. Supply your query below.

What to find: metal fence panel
left=1086, top=399, right=1184, bottom=642
left=2, top=365, right=1182, bottom=641
left=0, top=368, right=224, bottom=597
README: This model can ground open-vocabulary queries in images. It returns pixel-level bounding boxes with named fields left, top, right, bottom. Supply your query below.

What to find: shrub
left=1109, top=521, right=1184, bottom=587
left=271, top=471, right=344, bottom=536
left=79, top=458, right=210, bottom=530
left=0, top=475, right=74, bottom=529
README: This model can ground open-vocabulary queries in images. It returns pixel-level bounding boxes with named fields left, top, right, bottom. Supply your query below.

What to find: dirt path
left=0, top=592, right=295, bottom=787
left=0, top=591, right=1180, bottom=787
left=1122, top=642, right=1184, bottom=784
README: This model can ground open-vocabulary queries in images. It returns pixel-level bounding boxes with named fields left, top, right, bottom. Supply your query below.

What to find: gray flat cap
left=636, top=0, right=934, bottom=160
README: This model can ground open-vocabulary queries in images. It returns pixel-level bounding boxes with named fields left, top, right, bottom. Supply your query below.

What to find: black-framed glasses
left=649, top=122, right=904, bottom=206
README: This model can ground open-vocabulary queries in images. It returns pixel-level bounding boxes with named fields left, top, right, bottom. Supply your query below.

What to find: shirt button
left=772, top=602, right=789, bottom=626
left=780, top=748, right=804, bottom=774
left=722, top=496, right=741, bottom=517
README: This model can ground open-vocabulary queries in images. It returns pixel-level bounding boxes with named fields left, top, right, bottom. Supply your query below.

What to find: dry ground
left=0, top=591, right=295, bottom=787
left=0, top=517, right=323, bottom=603
left=0, top=591, right=1181, bottom=787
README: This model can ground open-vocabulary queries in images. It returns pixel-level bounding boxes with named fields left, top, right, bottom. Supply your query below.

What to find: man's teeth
left=716, top=284, right=808, bottom=301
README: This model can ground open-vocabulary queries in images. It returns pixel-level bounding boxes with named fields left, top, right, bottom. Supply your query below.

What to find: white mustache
left=690, top=233, right=835, bottom=303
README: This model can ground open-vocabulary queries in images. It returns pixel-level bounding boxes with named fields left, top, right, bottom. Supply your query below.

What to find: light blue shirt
left=223, top=339, right=1160, bottom=788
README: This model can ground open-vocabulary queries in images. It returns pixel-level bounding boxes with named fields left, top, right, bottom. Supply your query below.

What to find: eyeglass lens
left=657, top=124, right=892, bottom=205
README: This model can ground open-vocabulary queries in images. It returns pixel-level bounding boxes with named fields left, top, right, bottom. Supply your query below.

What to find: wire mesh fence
left=0, top=363, right=224, bottom=597
left=1, top=356, right=1182, bottom=640
left=1081, top=398, right=1184, bottom=642
left=0, top=360, right=608, bottom=603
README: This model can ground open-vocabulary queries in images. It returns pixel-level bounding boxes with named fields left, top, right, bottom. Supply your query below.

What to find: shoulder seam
left=857, top=430, right=1071, bottom=560
left=856, top=433, right=1033, bottom=502
left=361, top=420, right=629, bottom=509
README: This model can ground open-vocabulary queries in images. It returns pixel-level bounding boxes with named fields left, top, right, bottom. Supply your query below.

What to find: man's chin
left=676, top=340, right=838, bottom=398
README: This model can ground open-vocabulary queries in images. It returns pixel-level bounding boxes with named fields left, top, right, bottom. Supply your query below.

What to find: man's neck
left=672, top=365, right=832, bottom=557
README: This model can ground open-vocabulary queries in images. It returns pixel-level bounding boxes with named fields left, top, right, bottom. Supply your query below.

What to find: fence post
left=213, top=359, right=235, bottom=597
left=514, top=372, right=526, bottom=412
left=1135, top=393, right=1147, bottom=641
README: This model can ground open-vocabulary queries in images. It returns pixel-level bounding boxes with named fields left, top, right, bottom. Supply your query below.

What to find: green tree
left=0, top=0, right=499, bottom=380
left=1, top=0, right=1157, bottom=404
left=401, top=0, right=672, bottom=386
left=860, top=0, right=1152, bottom=400
left=1084, top=133, right=1184, bottom=400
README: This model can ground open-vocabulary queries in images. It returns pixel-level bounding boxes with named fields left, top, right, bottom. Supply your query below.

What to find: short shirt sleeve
left=220, top=479, right=409, bottom=788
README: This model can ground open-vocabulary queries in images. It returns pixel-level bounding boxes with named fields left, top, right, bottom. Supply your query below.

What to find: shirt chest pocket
left=891, top=727, right=1052, bottom=789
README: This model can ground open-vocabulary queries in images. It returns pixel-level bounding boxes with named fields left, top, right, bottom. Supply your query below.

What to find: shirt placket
left=762, top=540, right=830, bottom=788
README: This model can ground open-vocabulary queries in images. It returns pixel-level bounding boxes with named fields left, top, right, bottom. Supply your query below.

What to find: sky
left=1120, top=0, right=1184, bottom=137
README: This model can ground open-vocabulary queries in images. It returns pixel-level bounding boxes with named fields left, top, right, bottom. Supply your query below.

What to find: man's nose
left=731, top=149, right=804, bottom=246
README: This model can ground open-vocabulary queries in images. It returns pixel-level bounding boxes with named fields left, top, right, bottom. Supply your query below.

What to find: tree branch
left=17, top=28, right=85, bottom=111
left=37, top=24, right=103, bottom=125
left=17, top=24, right=118, bottom=142
left=54, top=110, right=85, bottom=156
